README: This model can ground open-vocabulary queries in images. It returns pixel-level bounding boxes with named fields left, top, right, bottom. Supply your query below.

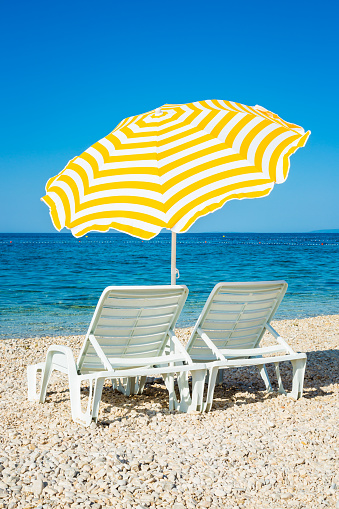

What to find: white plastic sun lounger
left=185, top=281, right=307, bottom=412
left=27, top=286, right=207, bottom=426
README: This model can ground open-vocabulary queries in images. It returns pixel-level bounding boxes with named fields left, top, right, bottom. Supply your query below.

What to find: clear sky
left=1, top=0, right=338, bottom=233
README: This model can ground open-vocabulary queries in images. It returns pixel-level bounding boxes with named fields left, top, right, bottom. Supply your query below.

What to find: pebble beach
left=0, top=315, right=338, bottom=509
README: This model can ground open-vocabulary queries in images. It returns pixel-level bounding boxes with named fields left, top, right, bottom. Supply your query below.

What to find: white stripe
left=72, top=202, right=166, bottom=223
left=158, top=141, right=234, bottom=167
left=275, top=137, right=302, bottom=183
left=142, top=109, right=177, bottom=123
left=127, top=108, right=194, bottom=134
left=71, top=149, right=248, bottom=195
left=246, top=124, right=285, bottom=177
left=64, top=156, right=264, bottom=206
left=47, top=191, right=66, bottom=229
left=111, top=127, right=157, bottom=144
left=52, top=181, right=76, bottom=223
left=232, top=117, right=266, bottom=153
left=173, top=182, right=274, bottom=231
left=102, top=111, right=208, bottom=144
left=216, top=112, right=247, bottom=143
left=86, top=146, right=104, bottom=167
left=164, top=170, right=271, bottom=220
left=216, top=100, right=234, bottom=111
left=158, top=149, right=244, bottom=186
left=261, top=131, right=298, bottom=179
left=53, top=162, right=271, bottom=225
left=199, top=110, right=228, bottom=133
left=59, top=170, right=162, bottom=201
left=98, top=137, right=155, bottom=156
left=71, top=217, right=160, bottom=237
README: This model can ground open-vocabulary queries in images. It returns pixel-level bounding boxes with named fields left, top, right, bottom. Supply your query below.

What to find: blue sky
left=1, top=0, right=338, bottom=233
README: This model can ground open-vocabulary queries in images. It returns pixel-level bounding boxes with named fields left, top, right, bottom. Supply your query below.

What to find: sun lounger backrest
left=186, top=281, right=287, bottom=360
left=77, top=285, right=188, bottom=373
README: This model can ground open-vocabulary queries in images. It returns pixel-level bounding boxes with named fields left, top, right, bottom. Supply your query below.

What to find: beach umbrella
left=42, top=100, right=310, bottom=283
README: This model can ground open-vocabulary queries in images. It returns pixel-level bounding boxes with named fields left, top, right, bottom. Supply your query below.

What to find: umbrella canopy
left=42, top=100, right=310, bottom=241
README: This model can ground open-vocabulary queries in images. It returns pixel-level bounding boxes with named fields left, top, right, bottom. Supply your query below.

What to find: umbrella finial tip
left=154, top=107, right=163, bottom=116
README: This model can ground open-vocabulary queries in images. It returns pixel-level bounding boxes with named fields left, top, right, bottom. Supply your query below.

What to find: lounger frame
left=186, top=281, right=307, bottom=411
left=27, top=285, right=208, bottom=425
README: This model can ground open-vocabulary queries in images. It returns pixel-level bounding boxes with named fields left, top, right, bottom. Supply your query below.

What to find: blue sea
left=0, top=232, right=338, bottom=339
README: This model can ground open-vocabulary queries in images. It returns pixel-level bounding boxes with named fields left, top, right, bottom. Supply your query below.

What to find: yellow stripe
left=53, top=151, right=261, bottom=202
left=68, top=210, right=166, bottom=229
left=50, top=160, right=261, bottom=216
left=282, top=131, right=310, bottom=180
left=268, top=133, right=301, bottom=181
left=137, top=108, right=183, bottom=128
left=180, top=187, right=273, bottom=232
left=163, top=161, right=259, bottom=208
left=254, top=127, right=291, bottom=171
left=41, top=195, right=62, bottom=231
left=74, top=222, right=156, bottom=240
left=167, top=178, right=272, bottom=227
left=42, top=100, right=310, bottom=238
left=45, top=187, right=73, bottom=228
left=52, top=193, right=165, bottom=214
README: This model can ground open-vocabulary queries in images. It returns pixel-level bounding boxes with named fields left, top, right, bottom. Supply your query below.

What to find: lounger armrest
left=265, top=324, right=295, bottom=355
left=107, top=353, right=187, bottom=367
left=92, top=362, right=208, bottom=381
left=197, top=328, right=226, bottom=361
left=219, top=345, right=287, bottom=357
left=168, top=329, right=193, bottom=364
left=45, top=344, right=78, bottom=373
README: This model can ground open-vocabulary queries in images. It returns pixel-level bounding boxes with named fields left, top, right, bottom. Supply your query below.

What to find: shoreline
left=0, top=315, right=338, bottom=508
left=2, top=313, right=339, bottom=343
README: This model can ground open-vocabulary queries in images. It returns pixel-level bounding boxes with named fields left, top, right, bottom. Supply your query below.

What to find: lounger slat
left=97, top=315, right=174, bottom=328
left=203, top=318, right=264, bottom=329
left=94, top=323, right=170, bottom=337
left=209, top=300, right=276, bottom=312
left=190, top=338, right=257, bottom=352
left=203, top=326, right=262, bottom=336
left=213, top=292, right=280, bottom=303
left=84, top=346, right=161, bottom=357
left=104, top=295, right=182, bottom=308
left=85, top=342, right=162, bottom=355
left=207, top=307, right=272, bottom=320
left=89, top=336, right=164, bottom=347
left=93, top=331, right=167, bottom=342
left=100, top=306, right=177, bottom=318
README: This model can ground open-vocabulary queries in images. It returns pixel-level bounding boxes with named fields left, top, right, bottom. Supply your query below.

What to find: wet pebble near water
left=0, top=315, right=338, bottom=508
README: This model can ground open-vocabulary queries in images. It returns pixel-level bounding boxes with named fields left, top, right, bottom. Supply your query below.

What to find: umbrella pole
left=171, top=232, right=177, bottom=285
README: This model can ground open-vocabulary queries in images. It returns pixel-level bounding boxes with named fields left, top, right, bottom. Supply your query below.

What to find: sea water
left=0, top=232, right=338, bottom=339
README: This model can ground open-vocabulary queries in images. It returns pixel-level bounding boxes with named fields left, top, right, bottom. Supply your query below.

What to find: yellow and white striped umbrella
left=42, top=99, right=310, bottom=240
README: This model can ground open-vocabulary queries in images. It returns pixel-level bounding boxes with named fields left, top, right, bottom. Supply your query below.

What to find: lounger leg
left=203, top=366, right=219, bottom=412
left=39, top=361, right=56, bottom=404
left=176, top=371, right=191, bottom=412
left=27, top=363, right=45, bottom=401
left=69, top=377, right=96, bottom=426
left=190, top=369, right=206, bottom=412
left=136, top=376, right=147, bottom=395
left=92, top=378, right=105, bottom=423
left=216, top=368, right=224, bottom=385
left=163, top=373, right=176, bottom=411
left=115, top=377, right=131, bottom=396
left=274, top=362, right=287, bottom=395
left=125, top=377, right=136, bottom=397
left=257, top=364, right=273, bottom=393
left=288, top=358, right=306, bottom=400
